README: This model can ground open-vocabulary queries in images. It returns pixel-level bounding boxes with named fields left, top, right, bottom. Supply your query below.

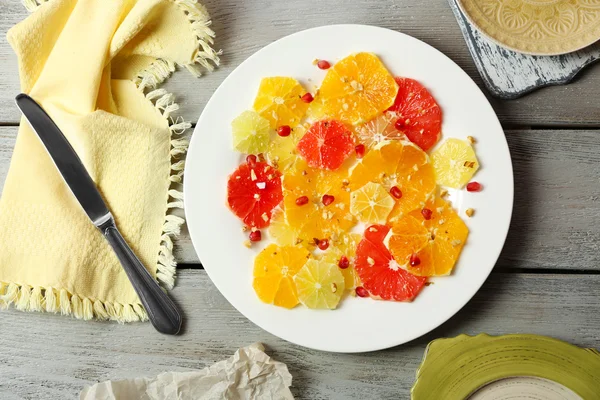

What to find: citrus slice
left=253, top=77, right=309, bottom=129
left=431, top=138, right=479, bottom=189
left=349, top=141, right=436, bottom=221
left=320, top=232, right=362, bottom=292
left=319, top=52, right=398, bottom=125
left=231, top=110, right=271, bottom=154
left=265, top=125, right=305, bottom=171
left=354, top=112, right=405, bottom=149
left=355, top=225, right=427, bottom=301
left=283, top=160, right=355, bottom=243
left=253, top=244, right=311, bottom=308
left=388, top=197, right=469, bottom=276
left=387, top=77, right=442, bottom=151
left=268, top=207, right=299, bottom=246
left=350, top=182, right=395, bottom=224
left=227, top=161, right=283, bottom=228
left=294, top=259, right=345, bottom=309
left=305, top=92, right=327, bottom=122
left=296, top=120, right=354, bottom=170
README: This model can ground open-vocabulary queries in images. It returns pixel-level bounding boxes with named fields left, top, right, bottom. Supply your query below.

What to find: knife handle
left=102, top=221, right=182, bottom=335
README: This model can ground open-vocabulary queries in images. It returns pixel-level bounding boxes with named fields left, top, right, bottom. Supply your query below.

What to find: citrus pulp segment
left=354, top=112, right=405, bottom=149
left=320, top=232, right=362, bottom=292
left=350, top=182, right=395, bottom=224
left=253, top=244, right=311, bottom=308
left=319, top=52, right=398, bottom=125
left=265, top=125, right=305, bottom=171
left=294, top=259, right=345, bottom=309
left=231, top=110, right=272, bottom=154
left=388, top=197, right=469, bottom=276
left=227, top=161, right=283, bottom=228
left=431, top=138, right=479, bottom=189
left=387, top=77, right=442, bottom=151
left=253, top=76, right=309, bottom=129
left=282, top=160, right=355, bottom=243
left=355, top=225, right=427, bottom=301
left=268, top=207, right=299, bottom=246
left=296, top=120, right=355, bottom=170
left=305, top=92, right=328, bottom=122
left=349, top=141, right=436, bottom=221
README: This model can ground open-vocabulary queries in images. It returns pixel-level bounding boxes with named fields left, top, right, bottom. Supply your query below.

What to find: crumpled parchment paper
left=80, top=343, right=294, bottom=400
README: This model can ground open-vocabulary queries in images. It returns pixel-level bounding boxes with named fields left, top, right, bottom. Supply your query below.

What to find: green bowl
left=411, top=333, right=600, bottom=399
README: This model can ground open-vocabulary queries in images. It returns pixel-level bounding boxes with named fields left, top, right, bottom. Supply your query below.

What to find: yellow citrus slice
left=431, top=138, right=479, bottom=189
left=268, top=208, right=299, bottom=247
left=294, top=259, right=345, bottom=309
left=349, top=140, right=436, bottom=221
left=321, top=232, right=362, bottom=292
left=305, top=92, right=328, bottom=122
left=354, top=112, right=405, bottom=149
left=265, top=125, right=304, bottom=171
left=350, top=182, right=395, bottom=224
left=253, top=244, right=311, bottom=308
left=253, top=77, right=309, bottom=129
left=319, top=52, right=398, bottom=125
left=388, top=197, right=469, bottom=276
left=231, top=110, right=271, bottom=154
left=283, top=160, right=355, bottom=244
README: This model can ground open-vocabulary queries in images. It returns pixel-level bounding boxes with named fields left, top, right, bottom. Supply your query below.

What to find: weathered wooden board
left=1, top=0, right=600, bottom=126
left=0, top=270, right=598, bottom=400
left=448, top=0, right=600, bottom=99
left=3, top=126, right=598, bottom=270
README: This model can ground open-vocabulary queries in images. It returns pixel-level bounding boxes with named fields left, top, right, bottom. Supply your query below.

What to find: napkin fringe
left=0, top=283, right=150, bottom=322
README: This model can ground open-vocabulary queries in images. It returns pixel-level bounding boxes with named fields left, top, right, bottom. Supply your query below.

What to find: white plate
left=185, top=24, right=513, bottom=353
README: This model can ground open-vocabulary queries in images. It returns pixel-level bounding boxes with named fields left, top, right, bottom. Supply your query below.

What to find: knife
left=15, top=94, right=182, bottom=335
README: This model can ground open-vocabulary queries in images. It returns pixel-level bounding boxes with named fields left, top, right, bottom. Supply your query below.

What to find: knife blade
left=16, top=93, right=182, bottom=335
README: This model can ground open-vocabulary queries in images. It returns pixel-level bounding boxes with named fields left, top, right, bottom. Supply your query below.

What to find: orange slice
left=253, top=77, right=309, bottom=129
left=354, top=112, right=405, bottom=149
left=388, top=197, right=469, bottom=276
left=282, top=160, right=355, bottom=244
left=349, top=140, right=436, bottom=221
left=319, top=53, right=398, bottom=125
left=253, top=244, right=311, bottom=308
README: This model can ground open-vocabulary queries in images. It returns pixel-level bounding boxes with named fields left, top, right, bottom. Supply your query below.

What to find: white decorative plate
left=185, top=25, right=513, bottom=352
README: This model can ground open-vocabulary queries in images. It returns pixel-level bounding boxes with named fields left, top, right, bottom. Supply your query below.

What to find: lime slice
left=294, top=259, right=345, bottom=309
left=231, top=110, right=271, bottom=154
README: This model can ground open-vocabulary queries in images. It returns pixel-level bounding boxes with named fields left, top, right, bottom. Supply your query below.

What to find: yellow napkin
left=0, top=0, right=219, bottom=322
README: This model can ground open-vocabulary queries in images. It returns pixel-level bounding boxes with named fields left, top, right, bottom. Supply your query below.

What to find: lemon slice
left=268, top=208, right=299, bottom=247
left=265, top=125, right=304, bottom=171
left=431, top=138, right=479, bottom=189
left=350, top=182, right=395, bottom=224
left=294, top=259, right=345, bottom=309
left=253, top=244, right=311, bottom=309
left=231, top=110, right=271, bottom=154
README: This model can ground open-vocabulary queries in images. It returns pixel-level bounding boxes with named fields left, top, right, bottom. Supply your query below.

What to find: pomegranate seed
left=301, top=93, right=314, bottom=103
left=249, top=230, right=262, bottom=242
left=317, top=238, right=329, bottom=251
left=355, top=286, right=369, bottom=298
left=338, top=256, right=350, bottom=269
left=390, top=186, right=402, bottom=199
left=317, top=60, right=331, bottom=70
left=355, top=144, right=366, bottom=158
left=421, top=208, right=432, bottom=220
left=322, top=194, right=335, bottom=206
left=394, top=119, right=405, bottom=130
left=295, top=196, right=309, bottom=206
left=410, top=253, right=421, bottom=267
left=467, top=181, right=482, bottom=192
left=277, top=125, right=291, bottom=137
left=246, top=154, right=257, bottom=166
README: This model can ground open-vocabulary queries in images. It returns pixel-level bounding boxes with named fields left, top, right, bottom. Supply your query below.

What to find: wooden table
left=1, top=1, right=599, bottom=398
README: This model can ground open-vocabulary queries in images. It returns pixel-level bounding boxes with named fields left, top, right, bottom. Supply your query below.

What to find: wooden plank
left=1, top=0, right=600, bottom=126
left=0, top=270, right=599, bottom=399
left=1, top=126, right=599, bottom=270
